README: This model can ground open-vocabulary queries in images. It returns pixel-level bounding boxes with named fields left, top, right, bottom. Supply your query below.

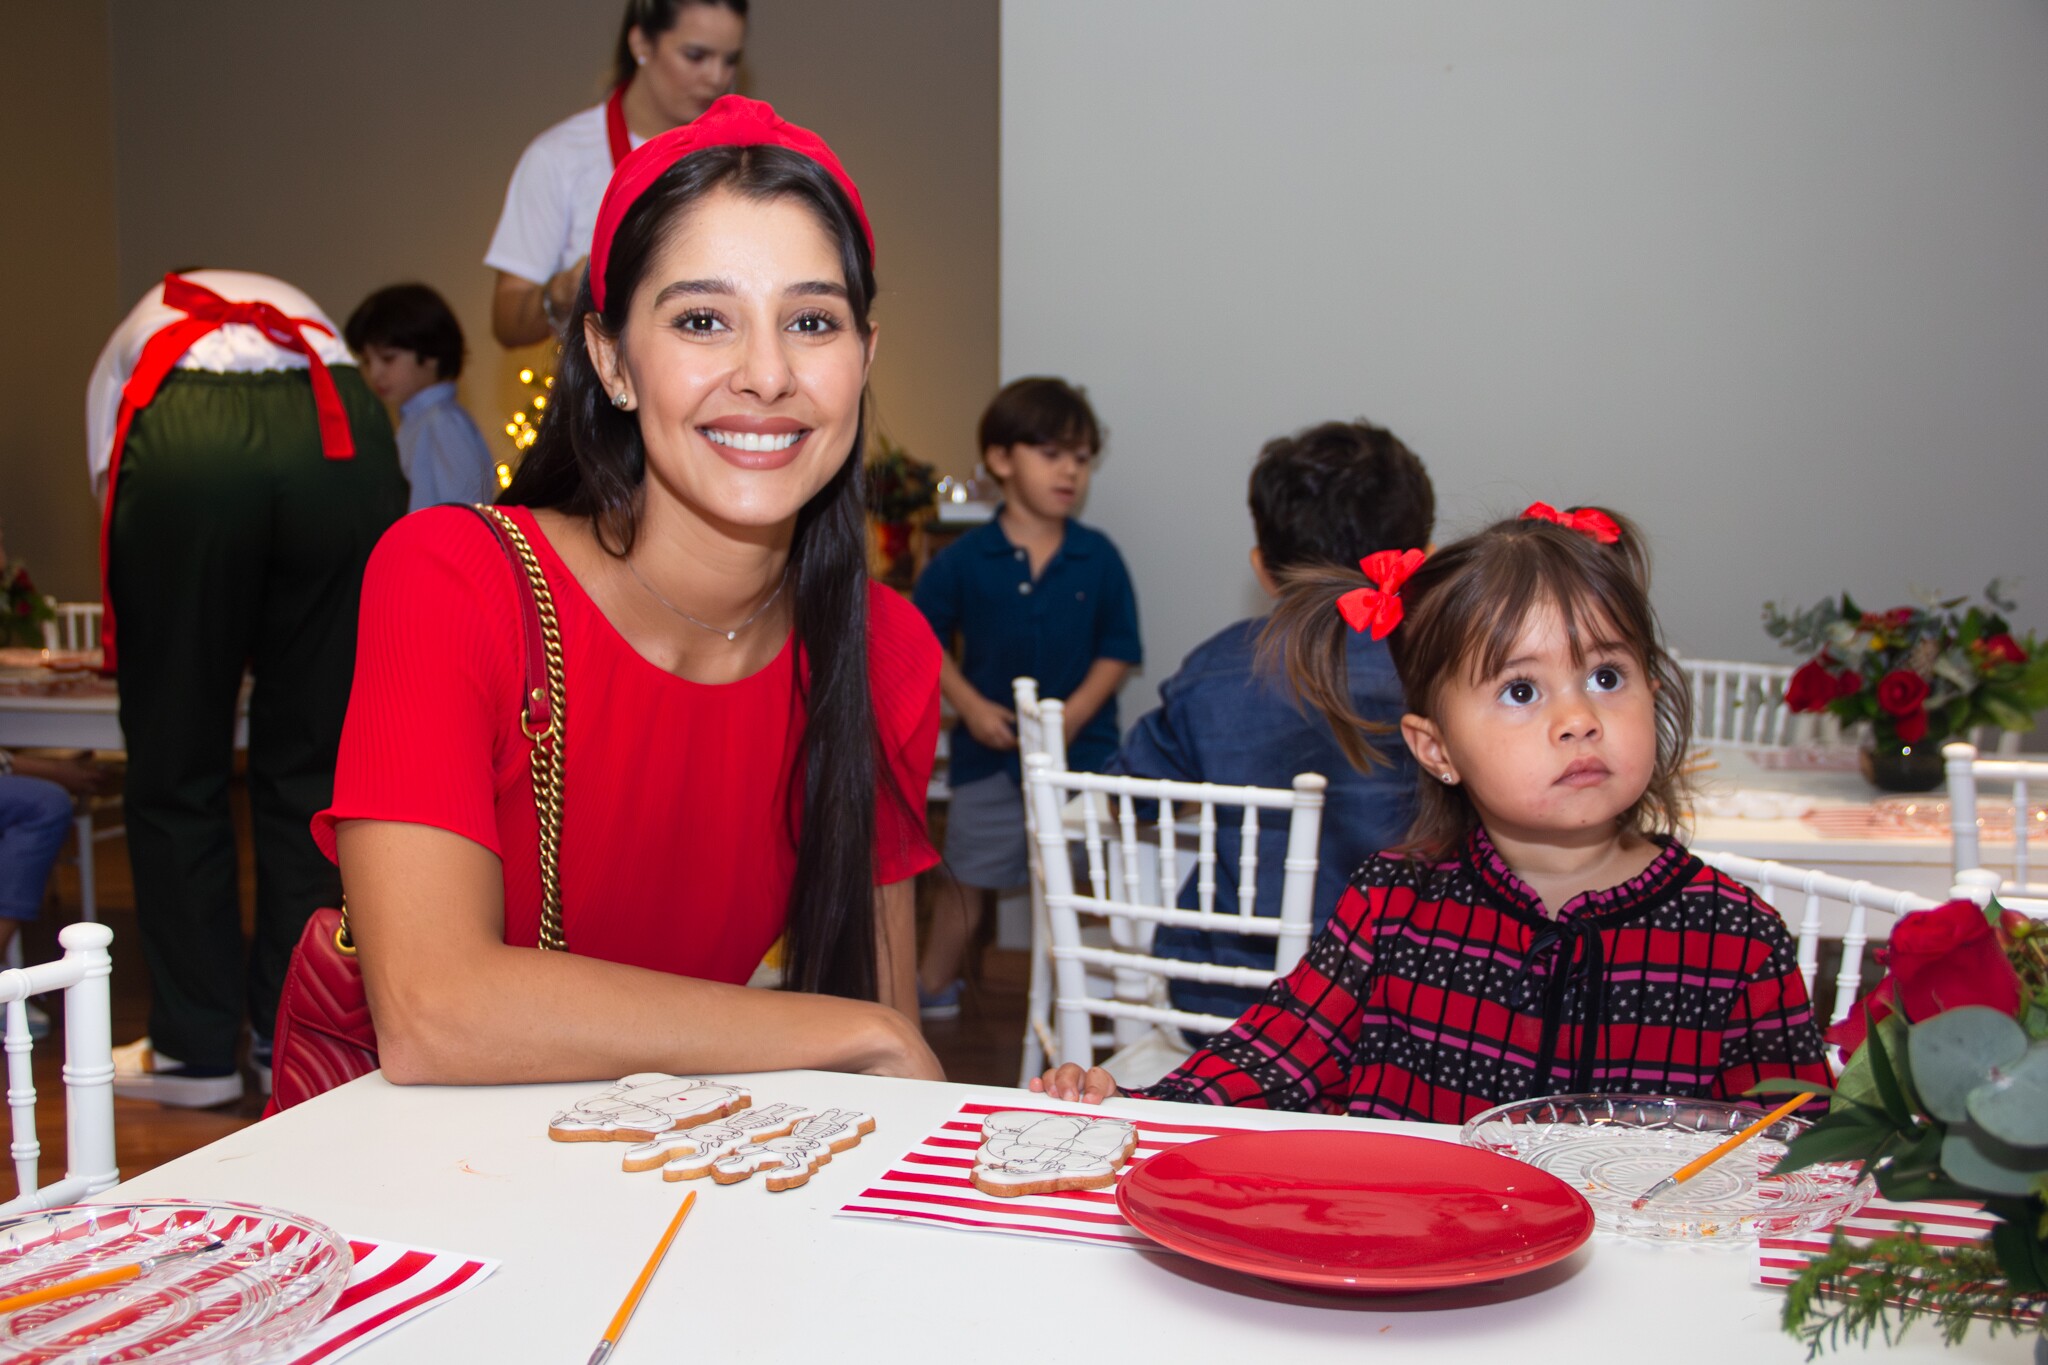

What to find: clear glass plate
left=0, top=1201, right=352, bottom=1364
left=1458, top=1095, right=1871, bottom=1242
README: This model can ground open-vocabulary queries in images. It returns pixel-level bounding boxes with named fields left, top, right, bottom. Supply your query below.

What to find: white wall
left=1002, top=2, right=2048, bottom=723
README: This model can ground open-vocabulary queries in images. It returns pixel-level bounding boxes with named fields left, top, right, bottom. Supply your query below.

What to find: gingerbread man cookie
left=971, top=1110, right=1139, bottom=1197
left=710, top=1107, right=876, bottom=1191
left=621, top=1102, right=817, bottom=1178
left=548, top=1075, right=750, bottom=1144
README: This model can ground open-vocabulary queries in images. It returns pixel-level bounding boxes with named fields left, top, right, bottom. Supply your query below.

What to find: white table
left=0, top=672, right=248, bottom=751
left=102, top=1070, right=2024, bottom=1363
left=1688, top=747, right=1965, bottom=903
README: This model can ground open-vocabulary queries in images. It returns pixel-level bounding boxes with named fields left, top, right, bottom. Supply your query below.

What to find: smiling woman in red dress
left=317, top=97, right=944, bottom=1086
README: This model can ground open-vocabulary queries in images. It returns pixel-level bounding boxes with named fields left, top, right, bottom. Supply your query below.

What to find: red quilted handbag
left=267, top=505, right=571, bottom=1113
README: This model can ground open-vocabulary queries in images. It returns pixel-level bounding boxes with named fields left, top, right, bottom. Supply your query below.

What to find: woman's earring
left=613, top=393, right=632, bottom=410
left=1439, top=771, right=1456, bottom=784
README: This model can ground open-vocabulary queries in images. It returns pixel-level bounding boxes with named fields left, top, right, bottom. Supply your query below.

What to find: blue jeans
left=0, top=775, right=74, bottom=922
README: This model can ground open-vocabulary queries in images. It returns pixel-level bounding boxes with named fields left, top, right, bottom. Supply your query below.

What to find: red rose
left=1893, top=708, right=1928, bottom=744
left=1831, top=899, right=2024, bottom=1057
left=1876, top=669, right=1929, bottom=717
left=1836, top=670, right=1863, bottom=699
left=1785, top=659, right=1841, bottom=713
left=1887, top=899, right=2022, bottom=1024
left=1825, top=978, right=1895, bottom=1056
left=1979, top=634, right=2028, bottom=667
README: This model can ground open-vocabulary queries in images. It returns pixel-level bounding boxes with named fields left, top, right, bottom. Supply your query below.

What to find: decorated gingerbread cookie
left=971, top=1110, right=1140, bottom=1198
left=548, top=1075, right=751, bottom=1144
left=711, top=1107, right=876, bottom=1191
left=621, top=1102, right=817, bottom=1178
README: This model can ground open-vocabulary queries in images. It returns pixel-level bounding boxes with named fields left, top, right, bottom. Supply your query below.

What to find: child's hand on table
left=1030, top=1063, right=1120, bottom=1104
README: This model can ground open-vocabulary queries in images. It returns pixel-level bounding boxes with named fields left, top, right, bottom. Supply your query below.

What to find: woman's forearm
left=874, top=878, right=921, bottom=1024
left=372, top=944, right=925, bottom=1085
left=340, top=820, right=938, bottom=1085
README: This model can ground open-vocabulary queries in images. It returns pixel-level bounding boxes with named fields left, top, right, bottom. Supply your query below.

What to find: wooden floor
left=7, top=806, right=1029, bottom=1205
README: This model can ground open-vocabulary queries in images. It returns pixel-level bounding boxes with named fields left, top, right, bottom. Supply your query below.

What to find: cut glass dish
left=1458, top=1094, right=1871, bottom=1242
left=0, top=1200, right=351, bottom=1364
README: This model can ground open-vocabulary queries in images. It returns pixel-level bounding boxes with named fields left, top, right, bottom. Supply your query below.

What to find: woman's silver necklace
left=624, top=556, right=789, bottom=641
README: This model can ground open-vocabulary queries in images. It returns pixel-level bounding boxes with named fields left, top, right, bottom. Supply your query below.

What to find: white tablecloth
left=1687, top=746, right=1965, bottom=904
left=101, top=1070, right=2026, bottom=1363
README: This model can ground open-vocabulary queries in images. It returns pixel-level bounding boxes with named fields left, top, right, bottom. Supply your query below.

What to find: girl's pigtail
left=1257, top=562, right=1400, bottom=773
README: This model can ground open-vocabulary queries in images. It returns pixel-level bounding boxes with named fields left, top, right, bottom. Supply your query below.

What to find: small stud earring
left=1439, top=771, right=1456, bottom=784
left=613, top=393, right=631, bottom=410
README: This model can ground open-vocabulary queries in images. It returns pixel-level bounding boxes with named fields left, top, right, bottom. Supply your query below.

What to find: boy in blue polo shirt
left=914, top=377, right=1142, bottom=1017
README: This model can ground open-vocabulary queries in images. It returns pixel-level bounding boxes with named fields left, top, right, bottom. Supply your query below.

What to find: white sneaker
left=110, top=1037, right=245, bottom=1109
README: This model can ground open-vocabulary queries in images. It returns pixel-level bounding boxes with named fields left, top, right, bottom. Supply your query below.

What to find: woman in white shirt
left=487, top=0, right=748, bottom=347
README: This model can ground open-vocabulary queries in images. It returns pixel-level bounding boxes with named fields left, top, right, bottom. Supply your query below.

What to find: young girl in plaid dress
left=1036, top=504, right=1830, bottom=1121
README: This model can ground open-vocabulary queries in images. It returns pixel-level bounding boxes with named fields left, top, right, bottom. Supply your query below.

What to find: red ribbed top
left=315, top=505, right=941, bottom=984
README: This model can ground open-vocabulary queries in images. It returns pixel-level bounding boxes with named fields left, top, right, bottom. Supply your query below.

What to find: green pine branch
left=1783, top=1229, right=2045, bottom=1359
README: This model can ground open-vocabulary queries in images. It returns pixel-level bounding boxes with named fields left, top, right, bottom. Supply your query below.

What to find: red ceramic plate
left=1116, top=1130, right=1594, bottom=1292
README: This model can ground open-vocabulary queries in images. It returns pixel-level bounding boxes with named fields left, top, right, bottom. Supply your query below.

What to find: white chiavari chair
left=1693, top=849, right=1940, bottom=1064
left=1024, top=754, right=1325, bottom=1089
left=1013, top=677, right=1069, bottom=1084
left=1674, top=656, right=1821, bottom=748
left=0, top=923, right=117, bottom=1214
left=1945, top=742, right=2048, bottom=899
left=33, top=598, right=119, bottom=925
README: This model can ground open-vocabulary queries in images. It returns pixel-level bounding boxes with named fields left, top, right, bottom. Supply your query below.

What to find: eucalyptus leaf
left=1979, top=693, right=2032, bottom=733
left=1939, top=1125, right=2046, bottom=1195
left=1910, top=1007, right=2030, bottom=1122
left=1834, top=1015, right=1910, bottom=1111
left=1747, top=1076, right=1838, bottom=1100
left=1966, top=1042, right=2048, bottom=1146
left=1862, top=1007, right=1916, bottom=1128
left=1991, top=1218, right=2048, bottom=1295
left=1774, top=1116, right=1891, bottom=1173
left=1934, top=653, right=1978, bottom=691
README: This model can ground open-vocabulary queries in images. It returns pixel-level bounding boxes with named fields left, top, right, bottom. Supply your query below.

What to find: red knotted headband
left=1520, top=501, right=1620, bottom=544
left=1337, top=548, right=1427, bottom=640
left=589, top=94, right=874, bottom=313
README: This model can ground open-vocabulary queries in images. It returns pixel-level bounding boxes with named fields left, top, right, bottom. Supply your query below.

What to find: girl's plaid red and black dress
left=1132, top=828, right=1832, bottom=1123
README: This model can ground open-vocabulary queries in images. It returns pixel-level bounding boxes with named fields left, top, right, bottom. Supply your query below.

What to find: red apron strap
left=98, top=274, right=356, bottom=672
left=605, top=81, right=632, bottom=168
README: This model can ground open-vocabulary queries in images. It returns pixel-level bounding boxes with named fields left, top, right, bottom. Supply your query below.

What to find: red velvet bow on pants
left=97, top=273, right=355, bottom=671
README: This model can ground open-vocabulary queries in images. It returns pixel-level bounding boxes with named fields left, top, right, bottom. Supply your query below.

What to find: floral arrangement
left=2, top=557, right=55, bottom=649
left=863, top=436, right=940, bottom=528
left=1764, top=897, right=2048, bottom=1354
left=1763, top=585, right=2048, bottom=748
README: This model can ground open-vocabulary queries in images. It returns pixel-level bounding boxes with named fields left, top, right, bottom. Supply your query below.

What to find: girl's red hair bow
left=1520, top=501, right=1620, bottom=544
left=1336, top=548, right=1426, bottom=640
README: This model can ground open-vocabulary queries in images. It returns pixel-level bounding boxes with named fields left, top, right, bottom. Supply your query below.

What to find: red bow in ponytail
left=1336, top=548, right=1426, bottom=640
left=1520, top=502, right=1620, bottom=544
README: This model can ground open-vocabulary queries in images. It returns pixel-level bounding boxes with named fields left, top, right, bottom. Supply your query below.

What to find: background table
left=1688, top=747, right=1973, bottom=905
left=0, top=668, right=248, bottom=750
left=102, top=1070, right=2027, bottom=1363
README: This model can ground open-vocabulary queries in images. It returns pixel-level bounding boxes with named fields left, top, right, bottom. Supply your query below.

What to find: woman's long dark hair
left=503, top=145, right=885, bottom=1002
left=613, top=0, right=748, bottom=90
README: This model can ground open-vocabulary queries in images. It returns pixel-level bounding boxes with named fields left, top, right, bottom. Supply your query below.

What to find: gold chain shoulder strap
left=477, top=506, right=571, bottom=952
left=335, top=507, right=570, bottom=955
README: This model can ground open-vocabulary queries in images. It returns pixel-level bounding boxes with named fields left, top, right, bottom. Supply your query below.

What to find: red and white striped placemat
left=837, top=1100, right=1256, bottom=1249
left=286, top=1238, right=498, bottom=1364
left=1800, top=808, right=1951, bottom=840
left=1754, top=1194, right=2038, bottom=1321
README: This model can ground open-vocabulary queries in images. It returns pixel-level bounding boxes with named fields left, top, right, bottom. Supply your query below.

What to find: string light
left=503, top=363, right=553, bottom=460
